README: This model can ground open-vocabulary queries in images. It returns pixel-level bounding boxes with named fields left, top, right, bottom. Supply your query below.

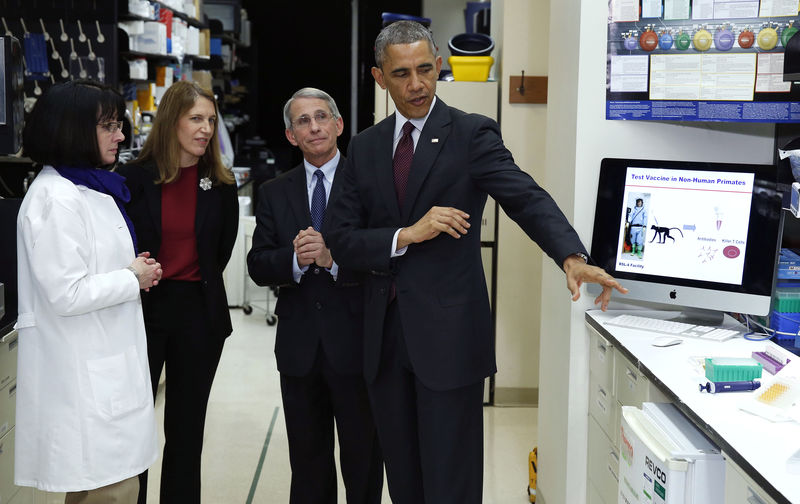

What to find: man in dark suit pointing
left=247, top=88, right=383, bottom=503
left=327, top=21, right=626, bottom=504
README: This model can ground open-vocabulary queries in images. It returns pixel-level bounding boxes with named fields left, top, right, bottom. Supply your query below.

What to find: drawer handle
left=597, top=386, right=607, bottom=398
left=609, top=450, right=619, bottom=463
left=625, top=368, right=638, bottom=383
left=0, top=333, right=16, bottom=345
left=746, top=489, right=767, bottom=504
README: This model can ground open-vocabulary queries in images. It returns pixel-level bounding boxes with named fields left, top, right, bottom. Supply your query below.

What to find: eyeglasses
left=97, top=121, right=123, bottom=134
left=292, top=111, right=334, bottom=130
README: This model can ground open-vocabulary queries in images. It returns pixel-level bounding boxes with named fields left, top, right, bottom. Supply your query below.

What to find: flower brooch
left=199, top=177, right=212, bottom=191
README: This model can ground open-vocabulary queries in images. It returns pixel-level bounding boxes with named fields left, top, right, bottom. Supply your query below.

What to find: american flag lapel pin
left=431, top=138, right=439, bottom=143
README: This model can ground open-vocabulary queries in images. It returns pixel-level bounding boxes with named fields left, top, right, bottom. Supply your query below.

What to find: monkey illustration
left=649, top=225, right=683, bottom=244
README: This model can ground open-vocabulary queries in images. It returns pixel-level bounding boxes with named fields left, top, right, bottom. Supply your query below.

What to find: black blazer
left=328, top=98, right=589, bottom=391
left=117, top=160, right=239, bottom=339
left=246, top=159, right=365, bottom=377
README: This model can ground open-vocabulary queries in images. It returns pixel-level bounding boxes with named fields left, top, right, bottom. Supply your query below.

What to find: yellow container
left=448, top=56, right=494, bottom=81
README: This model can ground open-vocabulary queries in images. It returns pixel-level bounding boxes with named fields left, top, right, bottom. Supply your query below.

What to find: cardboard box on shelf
left=192, top=71, right=212, bottom=92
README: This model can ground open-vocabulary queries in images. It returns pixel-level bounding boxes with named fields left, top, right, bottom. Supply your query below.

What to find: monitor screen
left=589, top=157, right=783, bottom=320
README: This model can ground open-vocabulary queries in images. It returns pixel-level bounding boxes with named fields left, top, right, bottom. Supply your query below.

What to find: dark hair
left=375, top=20, right=437, bottom=68
left=636, top=198, right=644, bottom=204
left=23, top=79, right=125, bottom=168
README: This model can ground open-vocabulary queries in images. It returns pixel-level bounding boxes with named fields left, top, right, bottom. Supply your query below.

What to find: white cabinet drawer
left=615, top=349, right=651, bottom=407
left=587, top=479, right=607, bottom=504
left=0, top=380, right=15, bottom=438
left=0, top=331, right=17, bottom=392
left=9, top=486, right=32, bottom=504
left=587, top=416, right=620, bottom=504
left=0, top=427, right=22, bottom=503
left=588, top=326, right=615, bottom=394
left=724, top=455, right=779, bottom=504
left=32, top=489, right=66, bottom=504
left=589, top=374, right=619, bottom=445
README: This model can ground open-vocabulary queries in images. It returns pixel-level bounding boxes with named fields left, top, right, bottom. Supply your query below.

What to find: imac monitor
left=589, top=157, right=782, bottom=324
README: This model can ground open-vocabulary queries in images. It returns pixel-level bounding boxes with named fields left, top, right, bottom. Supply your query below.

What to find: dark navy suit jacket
left=328, top=98, right=589, bottom=391
left=247, top=159, right=365, bottom=377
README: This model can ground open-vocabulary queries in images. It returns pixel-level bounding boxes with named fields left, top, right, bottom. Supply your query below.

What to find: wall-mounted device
left=0, top=36, right=23, bottom=155
left=204, top=0, right=242, bottom=34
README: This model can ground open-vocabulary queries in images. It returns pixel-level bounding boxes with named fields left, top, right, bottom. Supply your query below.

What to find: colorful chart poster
left=760, top=0, right=798, bottom=17
left=612, top=0, right=641, bottom=21
left=665, top=0, right=692, bottom=20
left=606, top=0, right=800, bottom=122
left=643, top=0, right=663, bottom=17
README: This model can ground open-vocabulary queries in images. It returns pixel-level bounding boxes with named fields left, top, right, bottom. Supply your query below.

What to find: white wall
left=423, top=0, right=553, bottom=392
left=535, top=1, right=774, bottom=504
left=493, top=0, right=550, bottom=391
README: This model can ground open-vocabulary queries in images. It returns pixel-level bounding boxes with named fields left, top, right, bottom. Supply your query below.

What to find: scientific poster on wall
left=606, top=0, right=800, bottom=122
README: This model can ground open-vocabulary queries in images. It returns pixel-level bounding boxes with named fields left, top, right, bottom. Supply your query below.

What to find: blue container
left=210, top=38, right=222, bottom=56
left=770, top=309, right=800, bottom=341
left=381, top=12, right=432, bottom=28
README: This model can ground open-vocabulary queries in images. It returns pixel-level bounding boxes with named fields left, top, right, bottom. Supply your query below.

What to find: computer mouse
left=652, top=336, right=683, bottom=347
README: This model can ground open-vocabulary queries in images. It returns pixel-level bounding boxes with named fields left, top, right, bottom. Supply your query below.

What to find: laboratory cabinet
left=586, top=325, right=668, bottom=504
left=585, top=310, right=800, bottom=504
left=724, top=455, right=779, bottom=504
left=0, top=329, right=22, bottom=503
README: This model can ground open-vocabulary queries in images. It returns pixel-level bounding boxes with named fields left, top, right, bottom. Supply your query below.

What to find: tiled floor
left=144, top=299, right=539, bottom=503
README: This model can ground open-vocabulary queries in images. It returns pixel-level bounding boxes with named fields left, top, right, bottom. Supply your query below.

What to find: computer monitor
left=588, top=157, right=783, bottom=324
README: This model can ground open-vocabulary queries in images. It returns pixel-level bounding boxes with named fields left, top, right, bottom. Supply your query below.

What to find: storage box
left=778, top=248, right=800, bottom=279
left=448, top=56, right=494, bottom=81
left=770, top=309, right=800, bottom=340
left=187, top=26, right=200, bottom=55
left=704, top=357, right=762, bottom=382
left=159, top=7, right=173, bottom=38
left=137, top=22, right=168, bottom=54
left=210, top=37, right=222, bottom=56
left=128, top=58, right=148, bottom=80
left=137, top=83, right=156, bottom=111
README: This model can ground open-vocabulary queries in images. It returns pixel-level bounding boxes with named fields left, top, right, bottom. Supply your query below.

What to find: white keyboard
left=605, top=314, right=740, bottom=342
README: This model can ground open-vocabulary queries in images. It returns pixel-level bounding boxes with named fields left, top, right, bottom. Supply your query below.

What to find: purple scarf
left=53, top=165, right=138, bottom=253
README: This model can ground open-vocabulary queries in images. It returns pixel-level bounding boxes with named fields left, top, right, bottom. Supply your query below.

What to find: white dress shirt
left=390, top=96, right=437, bottom=257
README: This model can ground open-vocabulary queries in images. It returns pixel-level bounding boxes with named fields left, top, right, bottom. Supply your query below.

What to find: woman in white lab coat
left=14, top=80, right=163, bottom=504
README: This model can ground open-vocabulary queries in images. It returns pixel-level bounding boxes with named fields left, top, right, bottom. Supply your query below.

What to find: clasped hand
left=129, top=251, right=162, bottom=291
left=294, top=227, right=333, bottom=268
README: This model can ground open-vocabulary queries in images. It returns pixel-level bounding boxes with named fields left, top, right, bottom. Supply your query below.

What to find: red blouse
left=160, top=164, right=201, bottom=281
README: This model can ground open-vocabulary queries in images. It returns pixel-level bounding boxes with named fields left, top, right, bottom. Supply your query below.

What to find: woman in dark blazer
left=117, top=81, right=238, bottom=503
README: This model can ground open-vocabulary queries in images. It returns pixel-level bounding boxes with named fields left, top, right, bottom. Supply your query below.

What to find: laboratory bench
left=585, top=309, right=800, bottom=504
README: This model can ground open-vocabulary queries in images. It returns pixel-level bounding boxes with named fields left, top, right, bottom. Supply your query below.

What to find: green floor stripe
left=246, top=406, right=280, bottom=504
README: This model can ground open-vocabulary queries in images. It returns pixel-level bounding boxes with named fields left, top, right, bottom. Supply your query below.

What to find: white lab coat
left=14, top=166, right=158, bottom=492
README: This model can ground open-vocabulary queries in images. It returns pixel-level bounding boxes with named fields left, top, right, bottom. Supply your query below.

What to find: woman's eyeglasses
left=97, top=121, right=124, bottom=134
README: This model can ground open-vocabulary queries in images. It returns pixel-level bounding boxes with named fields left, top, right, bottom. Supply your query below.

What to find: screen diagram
left=615, top=166, right=754, bottom=284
